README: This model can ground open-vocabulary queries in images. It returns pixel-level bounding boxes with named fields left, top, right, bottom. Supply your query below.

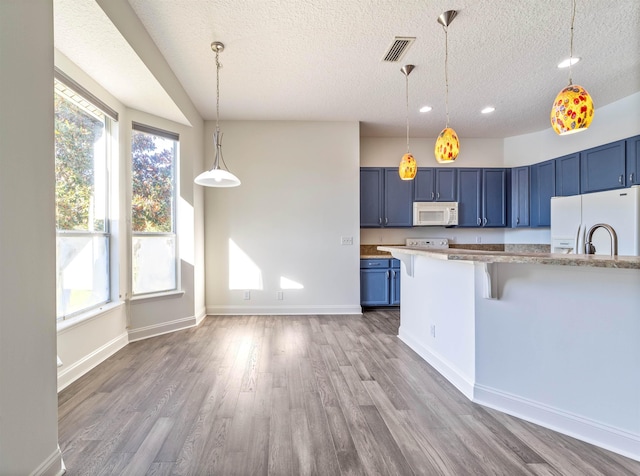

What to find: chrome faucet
left=584, top=223, right=618, bottom=256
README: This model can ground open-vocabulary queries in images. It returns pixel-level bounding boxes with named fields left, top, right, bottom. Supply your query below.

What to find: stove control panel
left=405, top=238, right=449, bottom=249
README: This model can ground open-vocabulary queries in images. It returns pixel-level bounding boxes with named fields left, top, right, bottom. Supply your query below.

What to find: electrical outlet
left=243, top=290, right=250, bottom=300
left=430, top=324, right=436, bottom=338
left=476, top=236, right=482, bottom=244
left=277, top=291, right=284, bottom=300
left=341, top=236, right=353, bottom=245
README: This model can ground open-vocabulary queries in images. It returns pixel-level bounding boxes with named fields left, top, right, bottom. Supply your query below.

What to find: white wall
left=204, top=121, right=361, bottom=315
left=0, top=1, right=62, bottom=474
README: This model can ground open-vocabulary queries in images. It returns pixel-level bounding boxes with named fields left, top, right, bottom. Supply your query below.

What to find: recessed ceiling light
left=419, top=105, right=432, bottom=113
left=481, top=106, right=495, bottom=114
left=558, top=57, right=581, bottom=68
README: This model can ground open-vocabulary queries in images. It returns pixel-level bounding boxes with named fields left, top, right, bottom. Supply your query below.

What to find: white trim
left=57, top=332, right=128, bottom=392
left=474, top=383, right=640, bottom=462
left=29, top=445, right=65, bottom=476
left=127, top=315, right=197, bottom=342
left=204, top=304, right=362, bottom=316
left=56, top=301, right=125, bottom=334
left=398, top=328, right=475, bottom=400
left=195, top=306, right=207, bottom=325
left=130, top=289, right=185, bottom=302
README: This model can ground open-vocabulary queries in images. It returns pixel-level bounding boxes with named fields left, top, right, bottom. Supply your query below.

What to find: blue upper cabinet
left=414, top=168, right=436, bottom=201
left=360, top=167, right=413, bottom=227
left=456, top=169, right=482, bottom=226
left=555, top=153, right=580, bottom=196
left=580, top=140, right=626, bottom=193
left=530, top=159, right=555, bottom=227
left=435, top=168, right=457, bottom=201
left=456, top=168, right=508, bottom=227
left=627, top=135, right=640, bottom=186
left=360, top=168, right=384, bottom=227
left=383, top=168, right=414, bottom=227
left=414, top=168, right=457, bottom=201
left=483, top=168, right=509, bottom=227
left=511, top=166, right=529, bottom=227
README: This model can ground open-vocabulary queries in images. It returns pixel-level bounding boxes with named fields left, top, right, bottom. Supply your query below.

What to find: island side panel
left=398, top=255, right=476, bottom=399
left=474, top=262, right=640, bottom=453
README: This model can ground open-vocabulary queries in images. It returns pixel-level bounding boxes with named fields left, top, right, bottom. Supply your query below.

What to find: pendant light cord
left=405, top=72, right=410, bottom=153
left=443, top=25, right=450, bottom=128
left=213, top=45, right=233, bottom=173
left=215, top=48, right=221, bottom=131
left=568, top=0, right=576, bottom=85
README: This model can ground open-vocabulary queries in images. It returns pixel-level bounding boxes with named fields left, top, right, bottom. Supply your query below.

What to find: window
left=131, top=123, right=178, bottom=295
left=55, top=76, right=114, bottom=319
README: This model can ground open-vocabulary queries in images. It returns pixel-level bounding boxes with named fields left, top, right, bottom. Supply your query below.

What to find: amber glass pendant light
left=398, top=64, right=417, bottom=180
left=434, top=10, right=459, bottom=163
left=550, top=0, right=594, bottom=135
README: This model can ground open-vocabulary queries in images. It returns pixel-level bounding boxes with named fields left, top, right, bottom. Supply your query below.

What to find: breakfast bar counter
left=378, top=245, right=640, bottom=461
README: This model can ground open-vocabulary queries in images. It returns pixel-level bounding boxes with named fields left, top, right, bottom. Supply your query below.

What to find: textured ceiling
left=56, top=0, right=640, bottom=138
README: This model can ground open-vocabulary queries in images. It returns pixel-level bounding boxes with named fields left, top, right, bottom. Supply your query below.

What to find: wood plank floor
left=58, top=310, right=640, bottom=475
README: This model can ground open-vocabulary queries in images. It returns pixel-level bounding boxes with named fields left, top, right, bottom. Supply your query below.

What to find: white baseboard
left=205, top=304, right=362, bottom=316
left=195, top=306, right=207, bottom=325
left=398, top=328, right=475, bottom=400
left=128, top=315, right=199, bottom=342
left=57, top=333, right=128, bottom=392
left=30, top=445, right=65, bottom=476
left=474, top=384, right=640, bottom=462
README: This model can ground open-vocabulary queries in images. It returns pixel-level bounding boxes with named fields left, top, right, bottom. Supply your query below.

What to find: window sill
left=130, top=289, right=185, bottom=302
left=56, top=300, right=125, bottom=335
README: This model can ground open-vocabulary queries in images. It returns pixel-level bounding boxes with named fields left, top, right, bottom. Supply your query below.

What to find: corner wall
left=0, top=1, right=62, bottom=474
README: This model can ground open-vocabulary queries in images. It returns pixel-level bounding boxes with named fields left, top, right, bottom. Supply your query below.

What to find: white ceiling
left=56, top=0, right=640, bottom=138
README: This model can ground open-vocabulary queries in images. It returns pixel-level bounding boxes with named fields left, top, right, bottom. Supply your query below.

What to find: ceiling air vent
left=382, top=37, right=416, bottom=62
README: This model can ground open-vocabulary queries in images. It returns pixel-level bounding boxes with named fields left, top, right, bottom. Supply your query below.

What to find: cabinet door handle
left=619, top=174, right=624, bottom=184
left=631, top=173, right=635, bottom=183
left=431, top=192, right=435, bottom=200
left=483, top=217, right=488, bottom=226
left=477, top=217, right=481, bottom=225
left=437, top=192, right=440, bottom=199
left=516, top=217, right=520, bottom=225
left=379, top=218, right=382, bottom=225
left=386, top=271, right=390, bottom=279
left=385, top=217, right=388, bottom=225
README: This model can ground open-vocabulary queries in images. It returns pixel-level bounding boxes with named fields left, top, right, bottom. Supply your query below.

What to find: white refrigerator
left=550, top=186, right=640, bottom=256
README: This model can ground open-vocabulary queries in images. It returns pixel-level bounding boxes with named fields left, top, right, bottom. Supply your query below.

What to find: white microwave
left=413, top=201, right=458, bottom=226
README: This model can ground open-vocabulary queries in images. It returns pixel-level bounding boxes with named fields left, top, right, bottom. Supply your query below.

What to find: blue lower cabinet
left=360, top=259, right=400, bottom=307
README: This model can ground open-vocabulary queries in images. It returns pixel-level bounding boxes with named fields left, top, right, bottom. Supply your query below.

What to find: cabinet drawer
left=391, top=259, right=400, bottom=269
left=360, top=259, right=390, bottom=269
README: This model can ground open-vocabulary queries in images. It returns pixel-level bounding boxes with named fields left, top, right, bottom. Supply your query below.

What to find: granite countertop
left=377, top=245, right=640, bottom=270
left=361, top=243, right=551, bottom=259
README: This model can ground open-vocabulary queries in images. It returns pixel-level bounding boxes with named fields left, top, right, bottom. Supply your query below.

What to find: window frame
left=130, top=122, right=180, bottom=297
left=54, top=71, right=116, bottom=320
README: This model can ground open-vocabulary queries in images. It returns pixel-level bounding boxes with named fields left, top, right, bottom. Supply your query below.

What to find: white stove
left=405, top=238, right=449, bottom=249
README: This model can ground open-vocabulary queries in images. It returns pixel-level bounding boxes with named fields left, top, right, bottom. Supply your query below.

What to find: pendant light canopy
left=195, top=41, right=241, bottom=187
left=550, top=0, right=594, bottom=135
left=398, top=64, right=417, bottom=180
left=434, top=10, right=459, bottom=163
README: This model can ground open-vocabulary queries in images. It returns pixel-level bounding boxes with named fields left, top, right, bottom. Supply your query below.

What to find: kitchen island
left=378, top=245, right=640, bottom=461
